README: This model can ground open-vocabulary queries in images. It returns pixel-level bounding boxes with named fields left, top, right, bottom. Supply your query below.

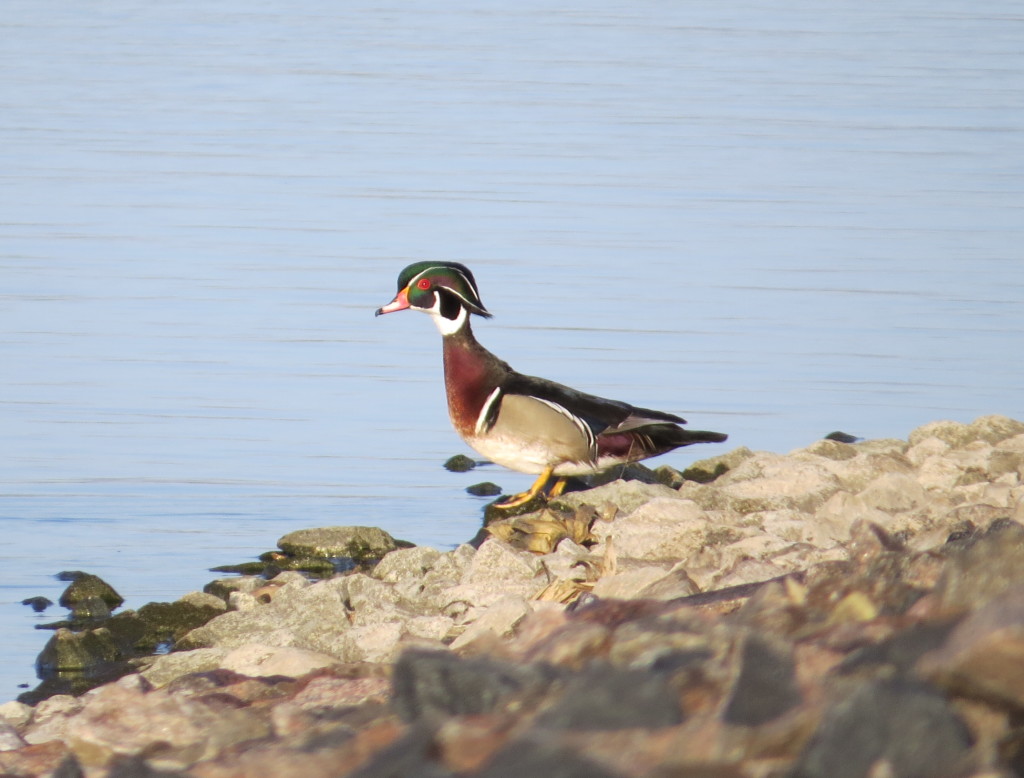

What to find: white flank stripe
left=475, top=386, right=503, bottom=436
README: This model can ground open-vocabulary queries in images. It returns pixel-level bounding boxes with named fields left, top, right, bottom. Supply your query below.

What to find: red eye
left=417, top=278, right=432, bottom=290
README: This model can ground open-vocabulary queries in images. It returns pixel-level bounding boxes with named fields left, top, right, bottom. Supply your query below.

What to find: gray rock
left=590, top=567, right=672, bottom=600
left=0, top=700, right=33, bottom=729
left=219, top=643, right=342, bottom=679
left=449, top=595, right=532, bottom=650
left=139, top=648, right=227, bottom=688
left=554, top=480, right=684, bottom=515
left=0, top=718, right=26, bottom=751
left=590, top=497, right=708, bottom=563
left=451, top=539, right=547, bottom=607
left=373, top=546, right=442, bottom=583
left=708, top=453, right=843, bottom=513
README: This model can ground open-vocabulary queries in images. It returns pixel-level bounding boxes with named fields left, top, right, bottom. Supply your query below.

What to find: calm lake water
left=2, top=0, right=1022, bottom=700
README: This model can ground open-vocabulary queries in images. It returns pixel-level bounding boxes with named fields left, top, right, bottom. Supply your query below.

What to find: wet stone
left=22, top=596, right=53, bottom=612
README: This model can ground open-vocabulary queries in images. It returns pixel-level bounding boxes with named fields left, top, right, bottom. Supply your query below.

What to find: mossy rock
left=444, top=454, right=478, bottom=472
left=134, top=601, right=224, bottom=652
left=277, top=526, right=405, bottom=563
left=57, top=572, right=124, bottom=610
left=36, top=627, right=123, bottom=674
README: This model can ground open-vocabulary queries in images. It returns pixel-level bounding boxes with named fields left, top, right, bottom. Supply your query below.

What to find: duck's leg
left=495, top=465, right=555, bottom=509
left=548, top=477, right=568, bottom=499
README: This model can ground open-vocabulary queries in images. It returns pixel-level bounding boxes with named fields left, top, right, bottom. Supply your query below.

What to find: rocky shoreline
left=3, top=414, right=1024, bottom=777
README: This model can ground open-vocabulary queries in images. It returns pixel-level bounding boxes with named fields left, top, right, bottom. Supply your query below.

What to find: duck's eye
left=417, top=278, right=432, bottom=290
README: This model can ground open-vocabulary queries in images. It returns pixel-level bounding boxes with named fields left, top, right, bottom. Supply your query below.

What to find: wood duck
left=375, top=262, right=728, bottom=508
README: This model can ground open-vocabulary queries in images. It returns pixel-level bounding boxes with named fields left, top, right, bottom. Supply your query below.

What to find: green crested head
left=377, top=261, right=491, bottom=321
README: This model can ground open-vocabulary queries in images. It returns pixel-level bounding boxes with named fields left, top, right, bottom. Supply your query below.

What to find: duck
left=375, top=261, right=727, bottom=508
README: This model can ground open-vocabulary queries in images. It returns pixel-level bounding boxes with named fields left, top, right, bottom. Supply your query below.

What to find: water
left=2, top=0, right=1022, bottom=701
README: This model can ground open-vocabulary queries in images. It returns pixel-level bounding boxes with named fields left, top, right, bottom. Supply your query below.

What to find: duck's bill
left=374, top=287, right=410, bottom=316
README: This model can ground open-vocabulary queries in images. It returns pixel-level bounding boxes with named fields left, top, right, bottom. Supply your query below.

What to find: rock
left=590, top=498, right=708, bottom=563
left=788, top=679, right=972, bottom=778
left=373, top=546, right=442, bottom=583
left=22, top=596, right=53, bottom=612
left=0, top=700, right=33, bottom=729
left=723, top=634, right=801, bottom=726
left=535, top=665, right=684, bottom=730
left=444, top=454, right=477, bottom=472
left=590, top=567, right=672, bottom=600
left=178, top=576, right=354, bottom=657
left=22, top=695, right=85, bottom=745
left=682, top=446, right=755, bottom=483
left=803, top=438, right=858, bottom=460
left=0, top=742, right=74, bottom=778
left=554, top=480, right=685, bottom=516
left=449, top=595, right=532, bottom=650
left=537, top=539, right=595, bottom=583
left=36, top=627, right=123, bottom=674
left=134, top=600, right=225, bottom=652
left=452, top=539, right=547, bottom=606
left=140, top=649, right=228, bottom=688
left=391, top=649, right=555, bottom=722
left=57, top=573, right=124, bottom=611
left=909, top=415, right=1024, bottom=450
left=909, top=420, right=976, bottom=449
left=64, top=675, right=271, bottom=770
left=219, top=644, right=342, bottom=679
left=0, top=717, right=26, bottom=751
left=276, top=526, right=402, bottom=563
left=918, top=586, right=1024, bottom=708
left=202, top=576, right=265, bottom=602
left=857, top=472, right=929, bottom=513
left=711, top=453, right=842, bottom=513
left=467, top=481, right=502, bottom=496
left=476, top=735, right=624, bottom=778
left=931, top=519, right=1024, bottom=614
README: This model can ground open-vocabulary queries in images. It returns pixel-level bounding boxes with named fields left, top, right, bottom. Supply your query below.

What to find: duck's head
left=375, top=261, right=491, bottom=333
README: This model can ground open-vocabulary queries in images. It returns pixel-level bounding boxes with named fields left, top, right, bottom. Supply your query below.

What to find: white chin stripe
left=431, top=304, right=467, bottom=336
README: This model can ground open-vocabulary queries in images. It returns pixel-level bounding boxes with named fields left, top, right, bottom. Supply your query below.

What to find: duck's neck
left=440, top=314, right=501, bottom=437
